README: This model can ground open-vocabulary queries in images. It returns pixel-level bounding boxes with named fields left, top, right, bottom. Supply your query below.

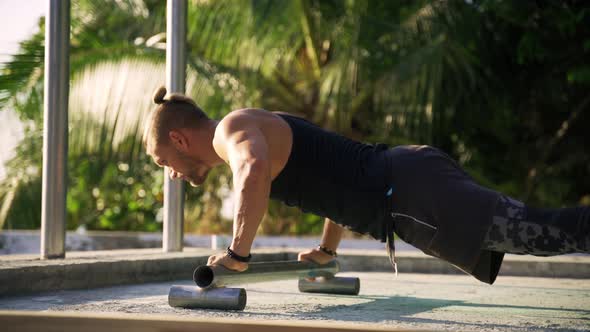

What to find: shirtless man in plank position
left=144, top=87, right=589, bottom=284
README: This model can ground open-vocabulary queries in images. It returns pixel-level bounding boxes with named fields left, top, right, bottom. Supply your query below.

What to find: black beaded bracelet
left=318, top=245, right=338, bottom=257
left=226, top=246, right=252, bottom=263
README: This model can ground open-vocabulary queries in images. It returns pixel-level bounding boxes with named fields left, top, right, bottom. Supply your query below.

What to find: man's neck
left=200, top=119, right=224, bottom=167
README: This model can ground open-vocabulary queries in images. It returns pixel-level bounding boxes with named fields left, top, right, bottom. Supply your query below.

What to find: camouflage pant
left=482, top=195, right=590, bottom=255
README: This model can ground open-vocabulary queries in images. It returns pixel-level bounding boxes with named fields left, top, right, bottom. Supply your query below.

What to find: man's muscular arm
left=227, top=128, right=270, bottom=257
left=207, top=113, right=271, bottom=271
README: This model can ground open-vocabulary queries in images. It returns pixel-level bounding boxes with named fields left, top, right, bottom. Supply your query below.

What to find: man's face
left=149, top=141, right=211, bottom=187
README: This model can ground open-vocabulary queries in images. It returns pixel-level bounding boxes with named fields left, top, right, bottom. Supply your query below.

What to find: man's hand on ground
left=298, top=248, right=335, bottom=265
left=207, top=253, right=248, bottom=272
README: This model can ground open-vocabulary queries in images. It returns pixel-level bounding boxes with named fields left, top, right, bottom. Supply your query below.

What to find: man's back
left=267, top=112, right=393, bottom=241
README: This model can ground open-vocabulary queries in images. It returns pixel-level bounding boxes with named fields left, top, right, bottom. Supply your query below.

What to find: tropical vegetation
left=0, top=0, right=588, bottom=236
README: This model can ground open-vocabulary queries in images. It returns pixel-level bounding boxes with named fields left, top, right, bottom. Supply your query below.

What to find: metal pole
left=163, top=0, right=187, bottom=252
left=41, top=0, right=70, bottom=259
left=193, top=260, right=340, bottom=289
left=298, top=276, right=360, bottom=295
left=168, top=286, right=247, bottom=310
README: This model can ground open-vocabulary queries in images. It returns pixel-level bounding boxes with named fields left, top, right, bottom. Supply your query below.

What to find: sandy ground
left=0, top=272, right=588, bottom=332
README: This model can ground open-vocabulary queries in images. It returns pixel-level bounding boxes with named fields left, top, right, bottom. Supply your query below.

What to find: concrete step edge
left=1, top=248, right=588, bottom=297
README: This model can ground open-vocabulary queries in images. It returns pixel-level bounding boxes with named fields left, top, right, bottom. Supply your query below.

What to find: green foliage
left=67, top=150, right=164, bottom=232
left=428, top=0, right=590, bottom=206
left=1, top=0, right=589, bottom=235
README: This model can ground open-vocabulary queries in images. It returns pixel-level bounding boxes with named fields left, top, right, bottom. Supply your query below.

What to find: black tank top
left=270, top=113, right=392, bottom=240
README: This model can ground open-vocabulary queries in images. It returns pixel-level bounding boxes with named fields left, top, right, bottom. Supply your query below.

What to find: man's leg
left=482, top=195, right=590, bottom=255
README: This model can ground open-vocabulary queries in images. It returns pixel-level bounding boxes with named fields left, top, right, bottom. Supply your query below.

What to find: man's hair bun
left=153, top=86, right=167, bottom=104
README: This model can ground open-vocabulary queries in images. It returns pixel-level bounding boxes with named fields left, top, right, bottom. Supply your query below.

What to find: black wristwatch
left=226, top=246, right=252, bottom=263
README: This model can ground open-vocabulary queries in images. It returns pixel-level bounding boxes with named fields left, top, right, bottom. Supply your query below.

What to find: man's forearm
left=230, top=161, right=270, bottom=257
left=320, top=218, right=344, bottom=252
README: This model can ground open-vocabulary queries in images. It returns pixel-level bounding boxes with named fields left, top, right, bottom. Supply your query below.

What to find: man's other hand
left=207, top=253, right=248, bottom=272
left=297, top=248, right=335, bottom=265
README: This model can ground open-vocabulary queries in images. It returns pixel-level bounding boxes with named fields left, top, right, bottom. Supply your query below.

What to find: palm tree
left=0, top=0, right=432, bottom=233
left=2, top=0, right=587, bottom=234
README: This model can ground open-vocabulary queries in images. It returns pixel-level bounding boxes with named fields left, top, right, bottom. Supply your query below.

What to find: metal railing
left=41, top=0, right=70, bottom=259
left=163, top=0, right=187, bottom=252
left=40, top=0, right=188, bottom=258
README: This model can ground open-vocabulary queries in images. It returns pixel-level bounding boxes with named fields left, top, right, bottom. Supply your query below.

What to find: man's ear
left=169, top=130, right=189, bottom=152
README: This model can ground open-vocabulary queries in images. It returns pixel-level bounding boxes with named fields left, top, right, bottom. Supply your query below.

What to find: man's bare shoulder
left=213, top=109, right=272, bottom=142
left=213, top=109, right=293, bottom=168
left=217, top=108, right=292, bottom=132
left=217, top=109, right=264, bottom=132
left=212, top=110, right=261, bottom=160
left=222, top=108, right=302, bottom=119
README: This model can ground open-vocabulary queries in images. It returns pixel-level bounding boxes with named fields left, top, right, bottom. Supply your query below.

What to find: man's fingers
left=298, top=251, right=313, bottom=261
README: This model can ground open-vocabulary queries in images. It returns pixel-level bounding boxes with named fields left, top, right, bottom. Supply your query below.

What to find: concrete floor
left=0, top=272, right=588, bottom=332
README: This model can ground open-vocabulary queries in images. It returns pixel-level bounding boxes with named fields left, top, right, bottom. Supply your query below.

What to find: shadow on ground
left=284, top=294, right=590, bottom=331
left=1, top=279, right=588, bottom=332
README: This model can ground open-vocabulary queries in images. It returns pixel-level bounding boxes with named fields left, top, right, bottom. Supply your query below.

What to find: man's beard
left=180, top=168, right=202, bottom=187
left=187, top=168, right=209, bottom=187
left=186, top=166, right=208, bottom=187
left=177, top=151, right=206, bottom=186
